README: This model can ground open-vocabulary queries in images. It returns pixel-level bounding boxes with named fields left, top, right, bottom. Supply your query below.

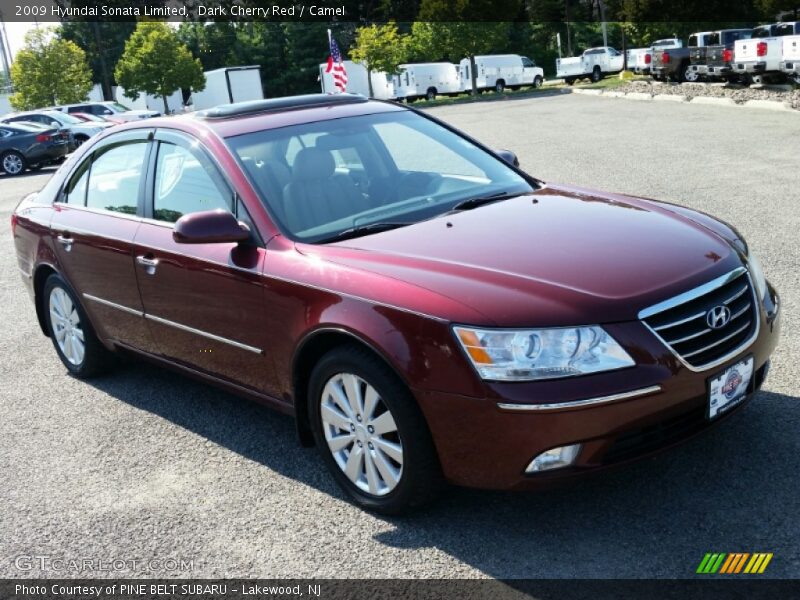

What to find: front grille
left=641, top=268, right=758, bottom=369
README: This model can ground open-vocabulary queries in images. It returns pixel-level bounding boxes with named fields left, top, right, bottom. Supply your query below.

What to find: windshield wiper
left=317, top=222, right=410, bottom=244
left=448, top=190, right=529, bottom=213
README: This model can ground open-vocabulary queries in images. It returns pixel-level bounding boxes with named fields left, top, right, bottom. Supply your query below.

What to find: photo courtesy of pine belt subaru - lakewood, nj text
left=11, top=94, right=780, bottom=514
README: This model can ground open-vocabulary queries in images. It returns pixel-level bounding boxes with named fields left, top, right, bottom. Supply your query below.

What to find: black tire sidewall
left=308, top=346, right=439, bottom=514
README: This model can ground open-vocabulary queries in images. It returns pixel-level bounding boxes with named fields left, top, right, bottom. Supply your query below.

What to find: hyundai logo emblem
left=706, top=305, right=732, bottom=329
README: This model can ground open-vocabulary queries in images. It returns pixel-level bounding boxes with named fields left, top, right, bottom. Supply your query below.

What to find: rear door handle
left=56, top=234, right=73, bottom=252
left=136, top=254, right=159, bottom=275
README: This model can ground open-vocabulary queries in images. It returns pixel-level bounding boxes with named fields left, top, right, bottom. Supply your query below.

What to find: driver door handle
left=56, top=234, right=73, bottom=252
left=136, top=254, right=159, bottom=275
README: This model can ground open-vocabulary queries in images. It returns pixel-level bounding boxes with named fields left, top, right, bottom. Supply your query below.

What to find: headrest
left=293, top=148, right=335, bottom=180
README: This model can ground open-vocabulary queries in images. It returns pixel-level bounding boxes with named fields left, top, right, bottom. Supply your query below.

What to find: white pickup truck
left=626, top=39, right=683, bottom=73
left=733, top=21, right=800, bottom=82
left=556, top=47, right=625, bottom=84
left=780, top=31, right=800, bottom=83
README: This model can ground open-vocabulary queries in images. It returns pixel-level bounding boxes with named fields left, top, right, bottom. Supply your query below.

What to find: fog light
left=526, top=444, right=582, bottom=474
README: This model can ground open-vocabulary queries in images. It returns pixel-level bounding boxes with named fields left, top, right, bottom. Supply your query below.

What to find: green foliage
left=59, top=21, right=136, bottom=99
left=176, top=22, right=238, bottom=72
left=115, top=22, right=205, bottom=113
left=10, top=27, right=93, bottom=110
left=351, top=22, right=409, bottom=74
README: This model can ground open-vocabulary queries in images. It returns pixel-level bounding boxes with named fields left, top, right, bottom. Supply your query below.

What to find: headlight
left=454, top=325, right=635, bottom=382
left=747, top=250, right=768, bottom=301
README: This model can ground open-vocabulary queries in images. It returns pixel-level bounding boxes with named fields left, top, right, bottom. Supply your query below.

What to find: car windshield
left=226, top=110, right=534, bottom=243
left=109, top=102, right=130, bottom=112
left=751, top=26, right=774, bottom=38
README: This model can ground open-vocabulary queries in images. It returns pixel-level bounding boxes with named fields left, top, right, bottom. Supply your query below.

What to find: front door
left=132, top=130, right=276, bottom=394
left=50, top=130, right=153, bottom=350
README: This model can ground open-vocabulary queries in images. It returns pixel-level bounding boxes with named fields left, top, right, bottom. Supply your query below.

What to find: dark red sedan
left=11, top=94, right=780, bottom=513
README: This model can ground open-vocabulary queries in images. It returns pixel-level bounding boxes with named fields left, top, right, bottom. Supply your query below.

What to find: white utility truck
left=190, top=66, right=263, bottom=111
left=393, top=63, right=461, bottom=101
left=459, top=54, right=544, bottom=92
left=556, top=47, right=625, bottom=84
left=319, top=60, right=395, bottom=99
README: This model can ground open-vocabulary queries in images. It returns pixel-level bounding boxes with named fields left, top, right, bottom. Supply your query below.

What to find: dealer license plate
left=707, top=356, right=754, bottom=420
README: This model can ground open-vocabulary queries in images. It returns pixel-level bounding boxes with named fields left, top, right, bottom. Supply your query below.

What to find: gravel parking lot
left=1, top=94, right=798, bottom=580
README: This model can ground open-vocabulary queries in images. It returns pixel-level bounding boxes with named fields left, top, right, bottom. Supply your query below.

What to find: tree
left=10, top=27, right=92, bottom=110
left=59, top=21, right=137, bottom=100
left=350, top=22, right=409, bottom=97
left=115, top=22, right=205, bottom=114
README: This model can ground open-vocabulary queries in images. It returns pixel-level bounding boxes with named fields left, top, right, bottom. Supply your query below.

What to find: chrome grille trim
left=639, top=267, right=761, bottom=373
left=681, top=321, right=751, bottom=359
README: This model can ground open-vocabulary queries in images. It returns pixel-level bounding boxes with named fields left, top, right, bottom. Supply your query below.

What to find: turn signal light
left=757, top=41, right=768, bottom=57
left=722, top=49, right=733, bottom=63
left=662, top=51, right=670, bottom=64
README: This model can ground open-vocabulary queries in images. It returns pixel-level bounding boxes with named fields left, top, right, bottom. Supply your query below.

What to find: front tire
left=43, top=273, right=114, bottom=378
left=495, top=79, right=506, bottom=93
left=2, top=151, right=26, bottom=176
left=533, top=75, right=543, bottom=88
left=308, top=345, right=443, bottom=514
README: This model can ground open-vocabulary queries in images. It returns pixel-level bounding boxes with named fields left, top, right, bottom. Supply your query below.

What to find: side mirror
left=496, top=149, right=519, bottom=167
left=173, top=209, right=251, bottom=244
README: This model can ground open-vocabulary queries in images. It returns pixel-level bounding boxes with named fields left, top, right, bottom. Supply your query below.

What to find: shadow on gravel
left=84, top=361, right=798, bottom=578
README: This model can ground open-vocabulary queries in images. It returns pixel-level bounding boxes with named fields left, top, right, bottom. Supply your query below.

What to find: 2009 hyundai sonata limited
left=12, top=94, right=780, bottom=513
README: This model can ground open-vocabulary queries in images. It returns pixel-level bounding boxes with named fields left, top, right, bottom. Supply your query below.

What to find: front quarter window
left=227, top=110, right=533, bottom=243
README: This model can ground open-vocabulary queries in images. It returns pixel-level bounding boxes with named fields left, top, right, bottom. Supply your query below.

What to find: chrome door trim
left=497, top=385, right=662, bottom=412
left=144, top=313, right=263, bottom=355
left=82, top=293, right=263, bottom=355
left=83, top=293, right=144, bottom=317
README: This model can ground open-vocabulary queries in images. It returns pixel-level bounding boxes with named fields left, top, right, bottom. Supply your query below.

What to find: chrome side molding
left=497, top=385, right=662, bottom=412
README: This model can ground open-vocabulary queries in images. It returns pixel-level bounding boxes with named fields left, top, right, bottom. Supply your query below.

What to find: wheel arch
left=291, top=327, right=414, bottom=447
left=33, top=263, right=58, bottom=336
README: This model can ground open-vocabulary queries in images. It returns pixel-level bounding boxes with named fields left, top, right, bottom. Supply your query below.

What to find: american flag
left=326, top=31, right=348, bottom=93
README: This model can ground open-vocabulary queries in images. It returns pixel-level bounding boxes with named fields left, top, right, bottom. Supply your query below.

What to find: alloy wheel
left=49, top=286, right=85, bottom=366
left=3, top=153, right=23, bottom=175
left=320, top=372, right=403, bottom=496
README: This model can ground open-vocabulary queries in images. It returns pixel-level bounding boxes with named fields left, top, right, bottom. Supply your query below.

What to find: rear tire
left=43, top=273, right=115, bottom=378
left=425, top=87, right=437, bottom=101
left=1, top=151, right=25, bottom=176
left=73, top=135, right=89, bottom=148
left=591, top=66, right=602, bottom=83
left=533, top=75, right=543, bottom=88
left=308, top=345, right=444, bottom=514
left=495, top=79, right=506, bottom=93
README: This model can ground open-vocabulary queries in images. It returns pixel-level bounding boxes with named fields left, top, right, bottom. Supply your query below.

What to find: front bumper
left=733, top=61, right=767, bottom=74
left=416, top=286, right=781, bottom=490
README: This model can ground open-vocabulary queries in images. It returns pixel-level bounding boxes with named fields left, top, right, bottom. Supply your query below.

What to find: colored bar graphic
left=700, top=552, right=773, bottom=575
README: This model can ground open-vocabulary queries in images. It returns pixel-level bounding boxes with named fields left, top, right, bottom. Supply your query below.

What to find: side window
left=86, top=142, right=148, bottom=214
left=64, top=159, right=91, bottom=205
left=152, top=142, right=232, bottom=223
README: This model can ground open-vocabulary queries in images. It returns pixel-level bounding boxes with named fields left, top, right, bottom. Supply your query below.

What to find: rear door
left=49, top=129, right=153, bottom=349
left=132, top=129, right=276, bottom=393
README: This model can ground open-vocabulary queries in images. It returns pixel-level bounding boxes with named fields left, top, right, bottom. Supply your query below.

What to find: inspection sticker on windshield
left=708, top=356, right=754, bottom=420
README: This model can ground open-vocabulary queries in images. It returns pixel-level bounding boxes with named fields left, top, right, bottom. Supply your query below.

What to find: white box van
left=393, top=63, right=461, bottom=101
left=190, top=66, right=263, bottom=111
left=459, top=55, right=544, bottom=93
left=319, top=60, right=395, bottom=100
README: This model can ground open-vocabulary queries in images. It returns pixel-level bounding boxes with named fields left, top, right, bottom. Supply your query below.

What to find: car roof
left=81, top=95, right=407, bottom=140
left=0, top=121, right=53, bottom=132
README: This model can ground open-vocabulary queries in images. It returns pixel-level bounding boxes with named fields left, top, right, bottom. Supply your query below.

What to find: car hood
left=300, top=184, right=745, bottom=327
